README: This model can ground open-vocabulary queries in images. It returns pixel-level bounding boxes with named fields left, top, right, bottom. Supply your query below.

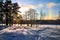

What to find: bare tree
left=58, top=11, right=60, bottom=20
left=40, top=10, right=46, bottom=20
left=25, top=9, right=38, bottom=27
left=27, top=9, right=38, bottom=20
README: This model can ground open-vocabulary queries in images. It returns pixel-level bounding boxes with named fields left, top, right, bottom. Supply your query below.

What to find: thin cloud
left=47, top=2, right=56, bottom=8
left=38, top=4, right=44, bottom=8
left=19, top=5, right=35, bottom=14
left=24, top=5, right=35, bottom=9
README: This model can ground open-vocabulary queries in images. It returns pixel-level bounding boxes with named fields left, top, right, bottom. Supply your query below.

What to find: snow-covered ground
left=0, top=25, right=60, bottom=40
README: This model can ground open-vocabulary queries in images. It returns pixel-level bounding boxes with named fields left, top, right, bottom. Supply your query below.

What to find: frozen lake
left=0, top=25, right=60, bottom=40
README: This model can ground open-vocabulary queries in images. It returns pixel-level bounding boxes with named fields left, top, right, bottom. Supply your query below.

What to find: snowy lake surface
left=0, top=25, right=60, bottom=40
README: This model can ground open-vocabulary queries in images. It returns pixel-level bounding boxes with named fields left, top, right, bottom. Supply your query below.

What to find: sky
left=11, top=0, right=60, bottom=20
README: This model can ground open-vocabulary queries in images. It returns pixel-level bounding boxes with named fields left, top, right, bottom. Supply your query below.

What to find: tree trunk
left=6, top=13, right=8, bottom=26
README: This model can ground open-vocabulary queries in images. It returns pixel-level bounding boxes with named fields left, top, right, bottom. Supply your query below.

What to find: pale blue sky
left=11, top=0, right=60, bottom=20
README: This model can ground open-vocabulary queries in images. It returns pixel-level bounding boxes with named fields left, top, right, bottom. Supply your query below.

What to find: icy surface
left=0, top=26, right=60, bottom=40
